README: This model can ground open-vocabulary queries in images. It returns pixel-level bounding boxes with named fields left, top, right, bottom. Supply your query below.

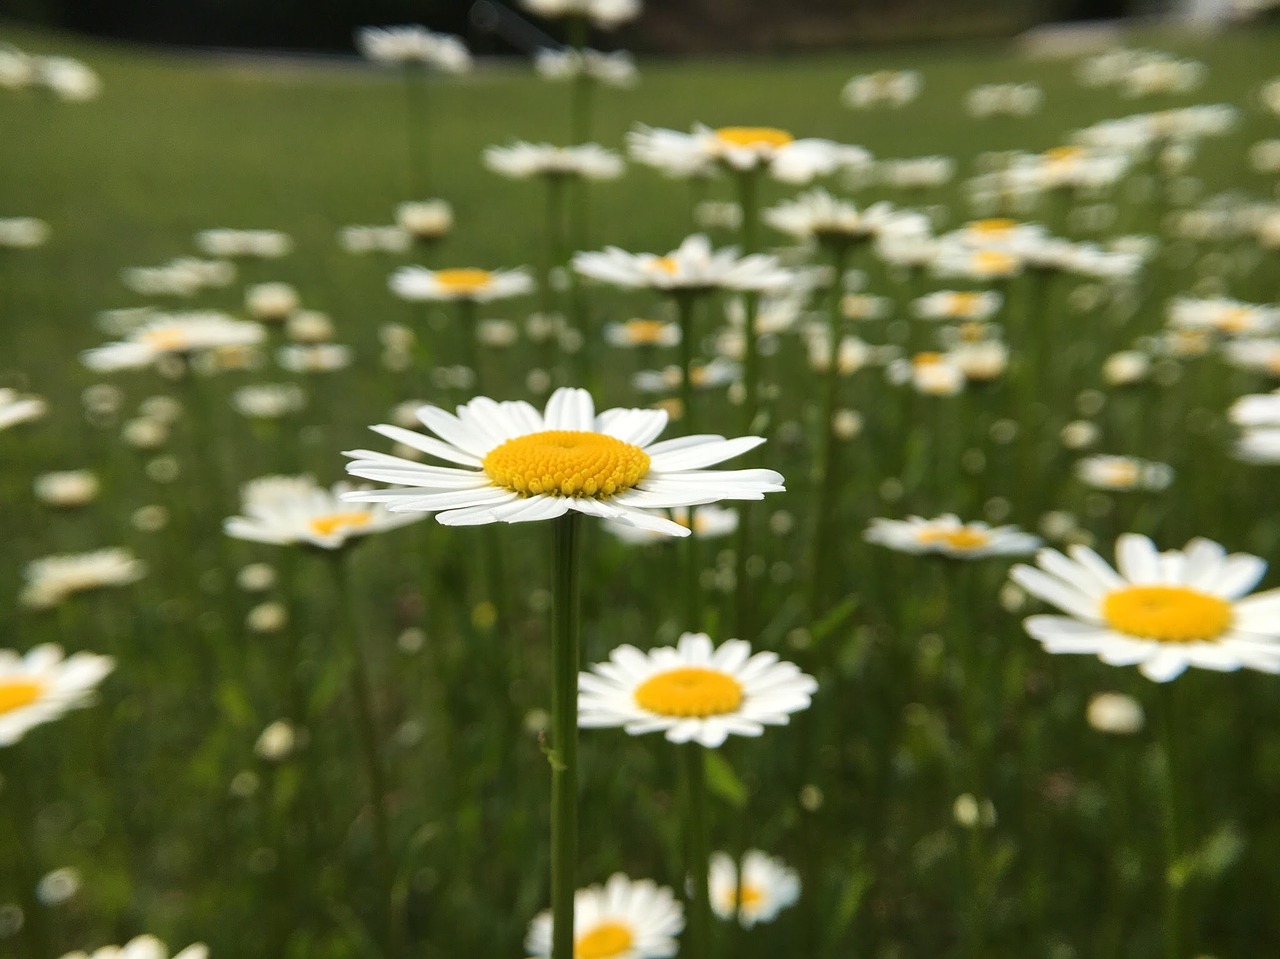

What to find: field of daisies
left=5, top=6, right=1280, bottom=959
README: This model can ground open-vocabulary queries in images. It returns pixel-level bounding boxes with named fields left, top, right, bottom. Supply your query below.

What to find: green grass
left=3, top=16, right=1280, bottom=959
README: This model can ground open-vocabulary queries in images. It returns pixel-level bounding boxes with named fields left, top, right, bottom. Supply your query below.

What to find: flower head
left=484, top=142, right=625, bottom=180
left=708, top=850, right=800, bottom=927
left=1010, top=534, right=1280, bottom=682
left=628, top=124, right=869, bottom=183
left=356, top=25, right=471, bottom=71
left=225, top=475, right=425, bottom=550
left=525, top=874, right=683, bottom=959
left=343, top=388, right=783, bottom=537
left=535, top=48, right=637, bottom=86
left=1075, top=455, right=1173, bottom=492
left=82, top=313, right=264, bottom=372
left=764, top=189, right=898, bottom=245
left=578, top=632, right=816, bottom=747
left=574, top=234, right=791, bottom=294
left=57, top=935, right=208, bottom=959
left=520, top=0, right=642, bottom=30
left=391, top=266, right=533, bottom=303
left=866, top=514, right=1039, bottom=559
left=0, top=387, right=47, bottom=430
left=0, top=645, right=114, bottom=746
left=21, top=548, right=146, bottom=609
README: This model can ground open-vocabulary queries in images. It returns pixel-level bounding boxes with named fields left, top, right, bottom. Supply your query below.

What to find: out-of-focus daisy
left=0, top=645, right=114, bottom=747
left=525, top=873, right=682, bottom=959
left=1168, top=297, right=1280, bottom=336
left=342, top=387, right=783, bottom=536
left=579, top=632, right=816, bottom=747
left=233, top=383, right=306, bottom=419
left=484, top=141, right=625, bottom=180
left=951, top=339, right=1009, bottom=382
left=0, top=46, right=36, bottom=90
left=605, top=505, right=737, bottom=544
left=877, top=155, right=955, bottom=190
left=339, top=225, right=412, bottom=255
left=840, top=70, right=921, bottom=109
left=708, top=850, right=800, bottom=927
left=764, top=189, right=898, bottom=246
left=39, top=56, right=101, bottom=101
left=1010, top=533, right=1280, bottom=682
left=21, top=548, right=146, bottom=610
left=803, top=332, right=883, bottom=375
left=355, top=25, right=471, bottom=72
left=196, top=229, right=292, bottom=259
left=34, top=470, right=99, bottom=508
left=628, top=123, right=870, bottom=183
left=520, top=0, right=642, bottom=29
left=1249, top=139, right=1280, bottom=175
left=122, top=258, right=234, bottom=297
left=277, top=344, right=353, bottom=374
left=395, top=200, right=454, bottom=243
left=1230, top=391, right=1280, bottom=428
left=913, top=290, right=1002, bottom=322
left=286, top=309, right=334, bottom=344
left=1263, top=77, right=1280, bottom=117
left=604, top=318, right=680, bottom=348
left=1086, top=691, right=1145, bottom=735
left=1076, top=454, right=1173, bottom=492
left=82, top=313, right=265, bottom=372
left=535, top=47, right=637, bottom=87
left=1102, top=350, right=1150, bottom=386
left=1120, top=56, right=1205, bottom=98
left=245, top=282, right=300, bottom=323
left=574, top=234, right=791, bottom=293
left=633, top=358, right=741, bottom=395
left=226, top=475, right=425, bottom=550
left=0, top=387, right=47, bottom=430
left=1236, top=428, right=1280, bottom=464
left=887, top=352, right=966, bottom=396
left=57, top=935, right=208, bottom=959
left=931, top=244, right=1024, bottom=281
left=965, top=83, right=1043, bottom=118
left=391, top=266, right=534, bottom=302
left=865, top=514, right=1039, bottom=559
left=0, top=216, right=51, bottom=248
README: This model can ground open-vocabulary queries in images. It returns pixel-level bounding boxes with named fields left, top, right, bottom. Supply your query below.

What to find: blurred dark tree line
left=0, top=0, right=1135, bottom=53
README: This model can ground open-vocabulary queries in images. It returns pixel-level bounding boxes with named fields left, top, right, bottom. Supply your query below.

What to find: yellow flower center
left=0, top=679, right=44, bottom=716
left=916, top=526, right=992, bottom=551
left=959, top=320, right=987, bottom=342
left=575, top=922, right=634, bottom=959
left=1101, top=461, right=1140, bottom=486
left=714, top=127, right=795, bottom=150
left=1101, top=585, right=1233, bottom=643
left=650, top=257, right=680, bottom=275
left=141, top=327, right=191, bottom=352
left=434, top=269, right=494, bottom=294
left=622, top=319, right=669, bottom=344
left=634, top=667, right=744, bottom=718
left=946, top=292, right=984, bottom=316
left=718, top=882, right=767, bottom=913
left=482, top=430, right=650, bottom=498
left=1216, top=307, right=1254, bottom=334
left=308, top=511, right=374, bottom=538
left=970, top=218, right=1018, bottom=236
left=1266, top=354, right=1280, bottom=375
left=974, top=250, right=1018, bottom=274
left=914, top=352, right=944, bottom=367
left=1044, top=145, right=1084, bottom=164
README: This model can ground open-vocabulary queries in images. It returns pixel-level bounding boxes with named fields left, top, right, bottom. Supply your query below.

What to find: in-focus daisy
left=391, top=266, right=534, bottom=302
left=708, top=850, right=800, bottom=927
left=520, top=0, right=643, bottom=30
left=484, top=141, right=625, bottom=180
left=1010, top=534, right=1280, bottom=681
left=21, top=548, right=146, bottom=610
left=913, top=290, right=1002, bottom=322
left=342, top=388, right=783, bottom=536
left=355, top=25, right=472, bottom=72
left=525, top=873, right=683, bottom=959
left=605, top=505, right=738, bottom=544
left=574, top=234, right=791, bottom=293
left=1076, top=454, right=1174, bottom=492
left=578, top=632, right=816, bottom=747
left=0, top=644, right=114, bottom=746
left=82, top=313, right=265, bottom=372
left=57, top=934, right=208, bottom=959
left=226, top=475, right=426, bottom=549
left=628, top=123, right=870, bottom=183
left=865, top=514, right=1040, bottom=559
left=0, top=387, right=47, bottom=430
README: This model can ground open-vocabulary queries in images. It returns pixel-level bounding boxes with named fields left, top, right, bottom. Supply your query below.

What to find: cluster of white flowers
left=534, top=48, right=637, bottom=87
left=1077, top=48, right=1206, bottom=98
left=355, top=25, right=471, bottom=72
left=0, top=44, right=101, bottom=101
left=840, top=70, right=922, bottom=109
left=122, top=258, right=235, bottom=297
left=965, top=83, right=1043, bottom=118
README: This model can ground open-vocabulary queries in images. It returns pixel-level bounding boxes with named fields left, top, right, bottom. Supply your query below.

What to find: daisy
left=82, top=313, right=265, bottom=372
left=603, top=318, right=681, bottom=348
left=534, top=48, right=637, bottom=87
left=964, top=83, right=1043, bottom=118
left=951, top=340, right=1009, bottom=382
left=1229, top=391, right=1280, bottom=428
left=886, top=352, right=966, bottom=396
left=1010, top=534, right=1280, bottom=682
left=339, top=225, right=412, bottom=255
left=277, top=344, right=353, bottom=374
left=395, top=200, right=455, bottom=242
left=840, top=70, right=921, bottom=109
left=390, top=266, right=534, bottom=302
left=763, top=189, right=898, bottom=246
left=39, top=56, right=101, bottom=101
left=0, top=387, right=47, bottom=430
left=483, top=142, right=625, bottom=180
left=1076, top=455, right=1174, bottom=492
left=355, top=25, right=471, bottom=72
left=605, top=505, right=738, bottom=544
left=21, top=548, right=146, bottom=609
left=931, top=244, right=1024, bottom=282
left=0, top=644, right=114, bottom=746
left=1236, top=428, right=1280, bottom=464
left=519, top=0, right=643, bottom=30
left=574, top=234, right=791, bottom=293
left=245, top=282, right=300, bottom=323
left=196, top=228, right=292, bottom=259
left=232, top=384, right=306, bottom=419
left=708, top=850, right=800, bottom=927
left=877, top=155, right=955, bottom=190
left=632, top=358, right=741, bottom=395
left=525, top=874, right=683, bottom=959
left=865, top=514, right=1039, bottom=559
left=913, top=290, right=1002, bottom=322
left=628, top=123, right=870, bottom=184
left=57, top=935, right=208, bottom=959
left=1168, top=297, right=1280, bottom=337
left=0, top=216, right=51, bottom=249
left=342, top=387, right=782, bottom=536
left=34, top=470, right=99, bottom=508
left=578, top=632, right=816, bottom=747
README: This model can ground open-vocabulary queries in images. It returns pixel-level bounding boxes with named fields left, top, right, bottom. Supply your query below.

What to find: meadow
left=3, top=12, right=1280, bottom=959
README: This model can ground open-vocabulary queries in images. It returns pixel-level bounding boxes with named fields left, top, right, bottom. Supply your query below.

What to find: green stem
left=458, top=298, right=481, bottom=397
left=1157, top=681, right=1187, bottom=959
left=545, top=175, right=568, bottom=320
left=674, top=292, right=703, bottom=630
left=681, top=744, right=712, bottom=959
left=550, top=514, right=583, bottom=959
left=404, top=66, right=431, bottom=196
left=732, top=170, right=761, bottom=641
left=328, top=550, right=399, bottom=958
left=2, top=744, right=52, bottom=959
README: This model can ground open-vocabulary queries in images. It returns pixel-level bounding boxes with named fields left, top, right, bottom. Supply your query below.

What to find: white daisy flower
left=1008, top=145, right=1131, bottom=192
left=277, top=344, right=353, bottom=374
left=395, top=200, right=455, bottom=242
left=82, top=313, right=265, bottom=372
left=886, top=352, right=966, bottom=396
left=865, top=514, right=1040, bottom=559
left=965, top=83, right=1043, bottom=118
left=390, top=266, right=534, bottom=302
left=1010, top=534, right=1280, bottom=682
left=57, top=934, right=208, bottom=959
left=628, top=124, right=870, bottom=184
left=39, top=56, right=101, bottom=102
left=840, top=70, right=921, bottom=109
left=196, top=228, right=292, bottom=259
left=355, top=25, right=471, bottom=72
left=877, top=155, right=955, bottom=190
left=0, top=216, right=51, bottom=249
left=534, top=48, right=637, bottom=87
left=339, top=225, right=412, bottom=255
left=0, top=644, right=114, bottom=747
left=1223, top=338, right=1280, bottom=376
left=708, top=850, right=800, bottom=927
left=1229, top=391, right=1280, bottom=428
left=931, top=244, right=1024, bottom=282
left=21, top=548, right=146, bottom=610
left=1236, top=428, right=1280, bottom=464
left=520, top=0, right=642, bottom=30
left=1168, top=297, right=1280, bottom=337
left=1076, top=455, right=1173, bottom=492
left=245, top=282, right=300, bottom=323
left=34, top=470, right=100, bottom=508
left=764, top=189, right=898, bottom=245
left=913, top=290, right=1002, bottom=322
left=0, top=387, right=47, bottom=430
left=603, top=318, right=681, bottom=348
left=605, top=505, right=738, bottom=544
left=578, top=632, right=816, bottom=747
left=525, top=873, right=683, bottom=959
left=632, top=358, right=741, bottom=395
left=484, top=142, right=625, bottom=180
left=574, top=234, right=791, bottom=293
left=342, top=388, right=782, bottom=537
left=950, top=339, right=1009, bottom=382
left=225, top=475, right=425, bottom=550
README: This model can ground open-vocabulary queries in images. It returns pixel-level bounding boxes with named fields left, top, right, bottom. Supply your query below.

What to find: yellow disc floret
left=482, top=430, right=650, bottom=498
left=433, top=268, right=494, bottom=295
left=916, top=526, right=992, bottom=551
left=714, top=126, right=795, bottom=150
left=575, top=922, right=634, bottom=959
left=634, top=667, right=744, bottom=718
left=1101, top=586, right=1232, bottom=643
left=141, top=327, right=192, bottom=352
left=717, top=882, right=766, bottom=914
left=0, top=679, right=44, bottom=716
left=308, top=511, right=374, bottom=538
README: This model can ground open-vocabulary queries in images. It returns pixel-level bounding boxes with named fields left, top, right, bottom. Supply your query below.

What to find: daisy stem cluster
left=550, top=513, right=583, bottom=959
